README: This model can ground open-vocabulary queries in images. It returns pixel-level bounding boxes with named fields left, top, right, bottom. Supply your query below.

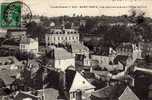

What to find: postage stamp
left=0, top=1, right=32, bottom=29
left=0, top=2, right=21, bottom=28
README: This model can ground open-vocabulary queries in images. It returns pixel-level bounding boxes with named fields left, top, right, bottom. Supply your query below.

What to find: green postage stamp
left=0, top=1, right=32, bottom=29
left=0, top=2, right=22, bottom=28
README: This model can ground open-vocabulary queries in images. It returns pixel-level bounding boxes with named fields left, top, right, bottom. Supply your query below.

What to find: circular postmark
left=3, top=1, right=32, bottom=27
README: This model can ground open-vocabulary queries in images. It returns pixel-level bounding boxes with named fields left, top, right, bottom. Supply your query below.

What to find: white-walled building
left=69, top=72, right=95, bottom=100
left=49, top=48, right=75, bottom=71
left=45, top=28, right=79, bottom=46
left=116, top=43, right=142, bottom=60
left=70, top=43, right=91, bottom=66
left=20, top=37, right=39, bottom=54
left=91, top=55, right=115, bottom=66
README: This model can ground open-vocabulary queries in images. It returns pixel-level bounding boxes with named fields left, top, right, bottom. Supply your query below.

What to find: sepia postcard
left=0, top=0, right=152, bottom=100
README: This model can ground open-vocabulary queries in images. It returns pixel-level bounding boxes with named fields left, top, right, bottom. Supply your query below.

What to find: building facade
left=49, top=47, right=75, bottom=71
left=69, top=72, right=95, bottom=100
left=116, top=43, right=142, bottom=60
left=20, top=38, right=39, bottom=54
left=45, top=28, right=79, bottom=46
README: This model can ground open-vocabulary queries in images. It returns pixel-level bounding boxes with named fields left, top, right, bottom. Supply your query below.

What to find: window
left=22, top=45, right=25, bottom=49
left=61, top=37, right=63, bottom=40
left=72, top=92, right=75, bottom=98
left=58, top=37, right=60, bottom=40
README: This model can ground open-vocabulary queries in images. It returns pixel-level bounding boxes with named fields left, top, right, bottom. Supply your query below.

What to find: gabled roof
left=119, top=86, right=139, bottom=100
left=69, top=72, right=95, bottom=92
left=91, top=85, right=139, bottom=100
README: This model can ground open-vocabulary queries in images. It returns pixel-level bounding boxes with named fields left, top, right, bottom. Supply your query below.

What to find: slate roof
left=91, top=84, right=139, bottom=100
left=117, top=43, right=133, bottom=50
left=0, top=69, right=21, bottom=85
left=20, top=37, right=37, bottom=44
left=49, top=29, right=78, bottom=34
left=53, top=48, right=74, bottom=60
left=113, top=55, right=129, bottom=66
left=70, top=43, right=89, bottom=54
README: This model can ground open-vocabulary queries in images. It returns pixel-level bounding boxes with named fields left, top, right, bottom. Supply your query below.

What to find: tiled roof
left=91, top=84, right=139, bottom=100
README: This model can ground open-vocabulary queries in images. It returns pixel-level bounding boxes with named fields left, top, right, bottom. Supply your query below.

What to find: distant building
left=48, top=47, right=75, bottom=71
left=31, top=17, right=41, bottom=23
left=91, top=85, right=139, bottom=100
left=20, top=37, right=39, bottom=54
left=50, top=22, right=55, bottom=27
left=0, top=69, right=21, bottom=87
left=148, top=84, right=152, bottom=100
left=93, top=46, right=116, bottom=56
left=7, top=29, right=26, bottom=41
left=14, top=88, right=59, bottom=100
left=14, top=91, right=40, bottom=100
left=109, top=22, right=124, bottom=26
left=0, top=29, right=7, bottom=38
left=116, top=43, right=142, bottom=60
left=69, top=72, right=95, bottom=100
left=45, top=28, right=79, bottom=46
left=91, top=55, right=115, bottom=66
left=0, top=56, right=21, bottom=70
left=90, top=55, right=125, bottom=72
left=80, top=20, right=86, bottom=27
left=139, top=42, right=152, bottom=57
left=70, top=43, right=90, bottom=66
left=113, top=55, right=133, bottom=67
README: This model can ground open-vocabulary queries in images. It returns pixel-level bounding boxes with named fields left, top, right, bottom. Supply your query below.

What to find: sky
left=1, top=0, right=152, bottom=17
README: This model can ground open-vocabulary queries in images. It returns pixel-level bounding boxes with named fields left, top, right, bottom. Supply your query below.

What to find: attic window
left=82, top=81, right=85, bottom=84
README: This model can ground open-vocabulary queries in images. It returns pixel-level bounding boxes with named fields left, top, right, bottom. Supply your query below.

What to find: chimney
left=76, top=89, right=82, bottom=100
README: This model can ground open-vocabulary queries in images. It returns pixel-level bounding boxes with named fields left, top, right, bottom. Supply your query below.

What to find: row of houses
left=1, top=25, right=152, bottom=100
